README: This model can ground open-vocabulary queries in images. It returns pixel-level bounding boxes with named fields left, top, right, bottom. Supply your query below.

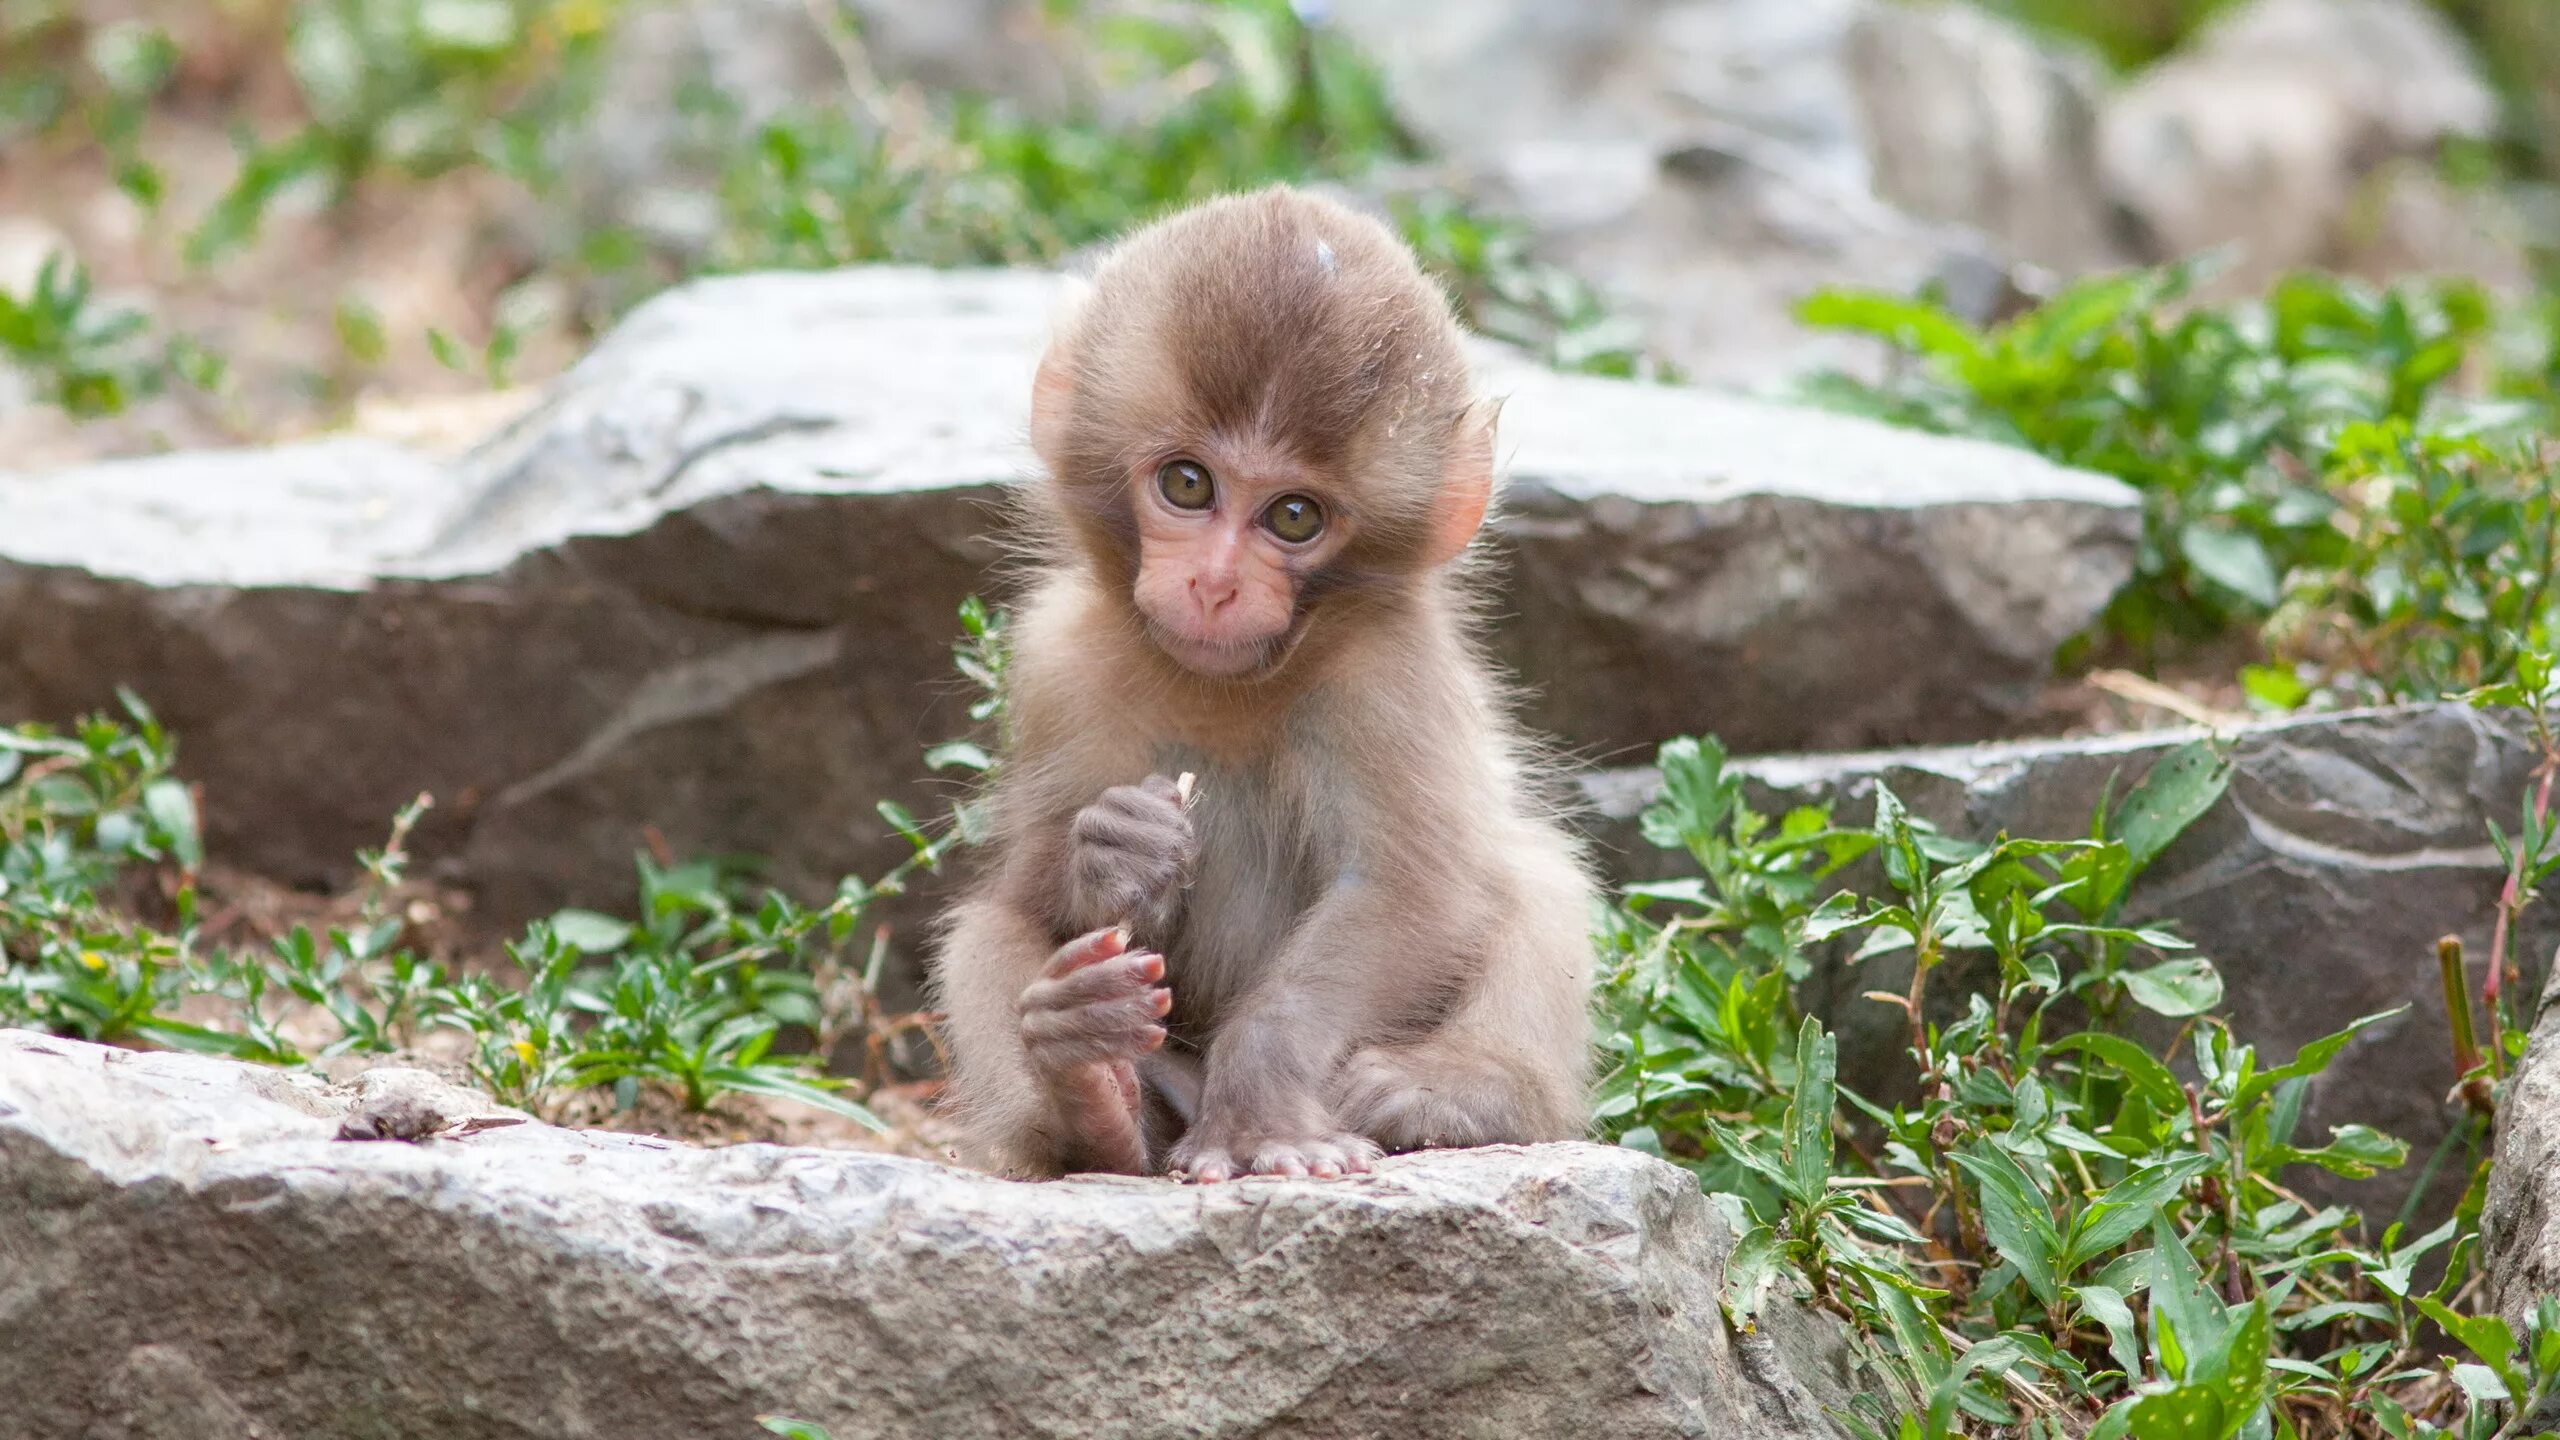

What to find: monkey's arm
left=932, top=894, right=1166, bottom=1176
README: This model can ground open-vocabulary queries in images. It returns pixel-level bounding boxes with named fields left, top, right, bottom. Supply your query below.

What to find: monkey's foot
left=1170, top=1130, right=1382, bottom=1184
left=1331, top=1044, right=1555, bottom=1151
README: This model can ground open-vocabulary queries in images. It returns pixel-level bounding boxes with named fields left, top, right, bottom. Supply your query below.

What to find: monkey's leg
left=935, top=901, right=1171, bottom=1176
left=1331, top=856, right=1592, bottom=1152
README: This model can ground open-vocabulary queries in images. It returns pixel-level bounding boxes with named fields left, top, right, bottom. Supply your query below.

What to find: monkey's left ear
left=1424, top=400, right=1499, bottom=566
left=1029, top=278, right=1094, bottom=466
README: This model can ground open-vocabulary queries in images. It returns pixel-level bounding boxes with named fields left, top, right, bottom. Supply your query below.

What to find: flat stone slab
left=1585, top=701, right=2552, bottom=1220
left=0, top=267, right=2134, bottom=925
left=0, top=1030, right=1848, bottom=1440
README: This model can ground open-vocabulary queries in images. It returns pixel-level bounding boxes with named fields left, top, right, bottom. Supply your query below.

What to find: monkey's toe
left=1174, top=1145, right=1238, bottom=1183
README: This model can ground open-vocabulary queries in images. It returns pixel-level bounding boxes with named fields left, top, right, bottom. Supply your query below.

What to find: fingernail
left=1111, top=926, right=1131, bottom=946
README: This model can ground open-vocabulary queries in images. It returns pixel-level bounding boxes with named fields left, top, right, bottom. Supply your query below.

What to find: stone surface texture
left=2488, top=971, right=2560, bottom=1333
left=0, top=266, right=2136, bottom=927
left=2099, top=0, right=2503, bottom=285
left=0, top=1030, right=1850, bottom=1440
left=1328, top=0, right=2026, bottom=386
left=1842, top=2, right=2124, bottom=274
left=1585, top=702, right=2554, bottom=1219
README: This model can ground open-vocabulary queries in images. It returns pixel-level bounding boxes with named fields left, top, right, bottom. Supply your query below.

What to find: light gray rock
left=1843, top=2, right=2127, bottom=274
left=1326, top=0, right=2024, bottom=386
left=2098, top=0, right=2502, bottom=283
left=0, top=1030, right=1852, bottom=1440
left=2486, top=972, right=2560, bottom=1352
left=0, top=267, right=2138, bottom=929
left=1584, top=702, right=2554, bottom=1221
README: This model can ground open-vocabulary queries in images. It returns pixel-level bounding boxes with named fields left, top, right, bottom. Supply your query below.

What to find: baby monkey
left=931, top=186, right=1595, bottom=1182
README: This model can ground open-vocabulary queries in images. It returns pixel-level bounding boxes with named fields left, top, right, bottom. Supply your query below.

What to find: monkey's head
left=1030, top=187, right=1495, bottom=682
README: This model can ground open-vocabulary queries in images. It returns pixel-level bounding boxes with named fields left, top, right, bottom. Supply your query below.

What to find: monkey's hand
left=1169, top=1124, right=1382, bottom=1184
left=1018, top=927, right=1173, bottom=1173
left=1063, top=774, right=1195, bottom=939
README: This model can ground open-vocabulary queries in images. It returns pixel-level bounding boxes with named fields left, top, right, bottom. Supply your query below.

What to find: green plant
left=1604, top=724, right=2560, bottom=1435
left=1796, top=266, right=2560, bottom=696
left=2, top=599, right=1007, bottom=1132
left=186, top=0, right=619, bottom=265
left=0, top=252, right=218, bottom=417
left=2262, top=427, right=2558, bottom=704
left=0, top=691, right=209, bottom=1045
left=706, top=0, right=1405, bottom=274
left=424, top=859, right=883, bottom=1125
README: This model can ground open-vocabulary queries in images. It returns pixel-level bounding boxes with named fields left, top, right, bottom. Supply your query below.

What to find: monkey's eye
left=1157, top=460, right=1215, bottom=511
left=1263, top=494, right=1325, bottom=544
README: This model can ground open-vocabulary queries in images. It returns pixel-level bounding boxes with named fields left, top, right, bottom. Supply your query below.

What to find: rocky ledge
left=0, top=1030, right=1850, bottom=1440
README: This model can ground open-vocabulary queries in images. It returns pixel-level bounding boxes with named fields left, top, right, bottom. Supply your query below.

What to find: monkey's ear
left=1424, top=400, right=1499, bottom=566
left=1030, top=277, right=1093, bottom=464
left=1031, top=339, right=1076, bottom=464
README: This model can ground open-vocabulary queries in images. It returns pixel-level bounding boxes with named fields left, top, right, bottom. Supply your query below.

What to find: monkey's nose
left=1190, top=573, right=1239, bottom=619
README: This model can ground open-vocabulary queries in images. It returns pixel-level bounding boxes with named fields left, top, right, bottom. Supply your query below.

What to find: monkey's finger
left=1074, top=802, right=1187, bottom=852
left=1022, top=1003, right=1167, bottom=1065
left=1026, top=952, right=1164, bottom=1011
left=1043, top=927, right=1129, bottom=979
left=1137, top=773, right=1183, bottom=805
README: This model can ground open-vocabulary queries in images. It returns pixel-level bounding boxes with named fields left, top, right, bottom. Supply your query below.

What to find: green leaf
left=2447, top=1363, right=2510, bottom=1404
left=2049, top=1031, right=2188, bottom=1116
left=2112, top=742, right=2231, bottom=873
left=2077, top=1284, right=2144, bottom=1380
left=1721, top=1220, right=1785, bottom=1330
left=548, top=910, right=634, bottom=954
left=2146, top=1218, right=2229, bottom=1379
left=2069, top=1155, right=2215, bottom=1267
left=2269, top=1124, right=2408, bottom=1179
left=2239, top=664, right=2309, bottom=712
left=2178, top=523, right=2282, bottom=610
left=2121, top=958, right=2225, bottom=1018
left=759, top=1420, right=834, bottom=1440
left=923, top=740, right=994, bottom=773
left=128, top=1016, right=294, bottom=1063
left=1953, top=1146, right=2064, bottom=1306
left=2124, top=1386, right=2229, bottom=1440
left=1786, top=1017, right=1837, bottom=1207
left=2230, top=1008, right=2405, bottom=1113
left=142, top=777, right=202, bottom=868
left=1796, top=288, right=1984, bottom=363
left=2417, top=1297, right=2521, bottom=1394
left=702, top=1067, right=889, bottom=1133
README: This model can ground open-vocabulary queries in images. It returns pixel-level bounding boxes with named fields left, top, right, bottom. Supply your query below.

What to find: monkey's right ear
left=1424, top=400, right=1500, bottom=566
left=1030, top=277, right=1093, bottom=464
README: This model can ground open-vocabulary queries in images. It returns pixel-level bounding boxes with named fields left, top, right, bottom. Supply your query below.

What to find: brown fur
left=930, top=187, right=1595, bottom=1180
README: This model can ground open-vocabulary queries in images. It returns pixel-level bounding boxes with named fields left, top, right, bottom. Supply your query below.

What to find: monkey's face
left=1126, top=436, right=1350, bottom=680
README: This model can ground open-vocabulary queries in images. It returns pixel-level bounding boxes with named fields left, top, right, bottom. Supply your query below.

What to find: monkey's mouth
left=1146, top=622, right=1299, bottom=680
